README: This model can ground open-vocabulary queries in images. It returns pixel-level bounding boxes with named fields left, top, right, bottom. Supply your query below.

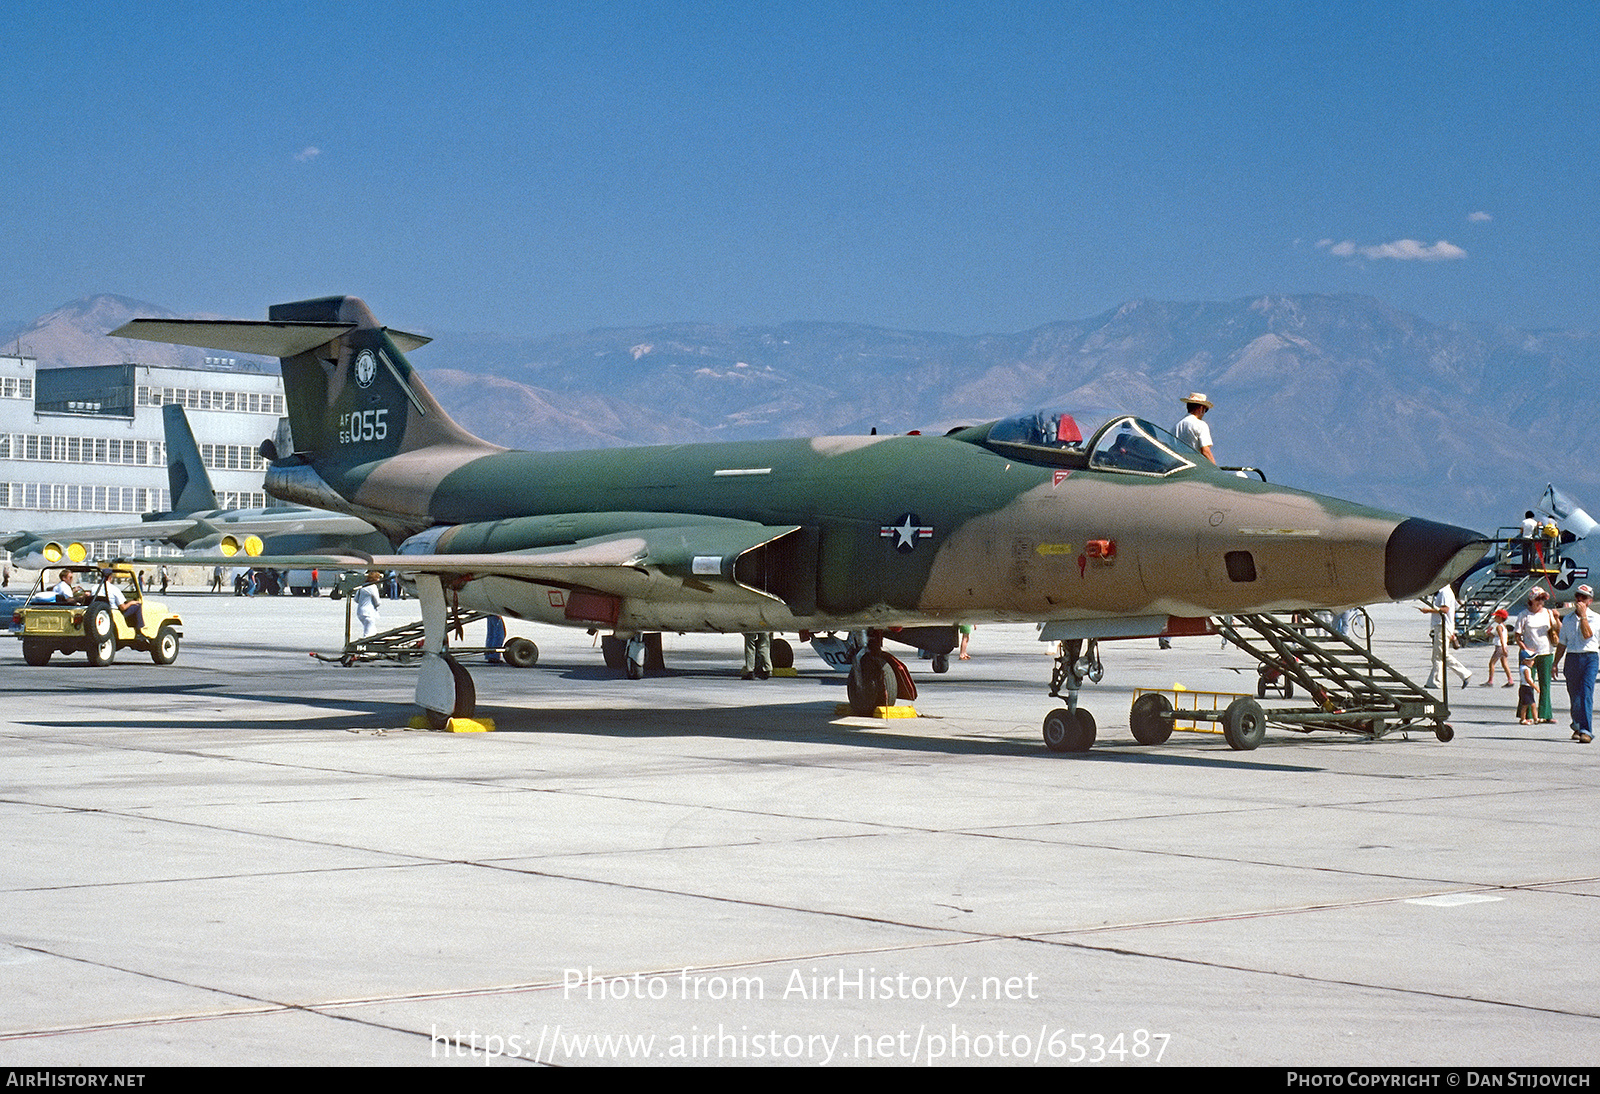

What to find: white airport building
left=0, top=352, right=286, bottom=558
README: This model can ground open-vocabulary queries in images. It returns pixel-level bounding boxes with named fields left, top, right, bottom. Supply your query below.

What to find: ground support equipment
left=1130, top=612, right=1454, bottom=750
left=312, top=607, right=536, bottom=668
left=1455, top=537, right=1558, bottom=643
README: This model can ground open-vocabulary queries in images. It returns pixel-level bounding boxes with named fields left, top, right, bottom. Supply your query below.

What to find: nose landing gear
left=1042, top=638, right=1103, bottom=752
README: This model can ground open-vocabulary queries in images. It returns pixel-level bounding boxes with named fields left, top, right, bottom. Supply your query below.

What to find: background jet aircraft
left=1456, top=485, right=1599, bottom=637
left=2, top=404, right=388, bottom=567
left=114, top=296, right=1487, bottom=748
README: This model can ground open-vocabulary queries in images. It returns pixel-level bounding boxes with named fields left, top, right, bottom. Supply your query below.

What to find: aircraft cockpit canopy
left=981, top=409, right=1088, bottom=467
left=1086, top=416, right=1195, bottom=476
left=982, top=410, right=1195, bottom=476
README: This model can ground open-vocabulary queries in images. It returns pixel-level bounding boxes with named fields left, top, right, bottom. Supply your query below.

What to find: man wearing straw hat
left=1175, top=392, right=1217, bottom=464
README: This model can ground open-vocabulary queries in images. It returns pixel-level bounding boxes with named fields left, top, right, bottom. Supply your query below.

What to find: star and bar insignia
left=880, top=512, right=934, bottom=553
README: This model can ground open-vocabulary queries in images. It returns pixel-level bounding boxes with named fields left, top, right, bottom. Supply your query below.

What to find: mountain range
left=5, top=293, right=1595, bottom=529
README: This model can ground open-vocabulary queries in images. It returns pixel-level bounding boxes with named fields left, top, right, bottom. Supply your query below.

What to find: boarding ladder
left=1214, top=612, right=1452, bottom=741
left=1454, top=532, right=1562, bottom=642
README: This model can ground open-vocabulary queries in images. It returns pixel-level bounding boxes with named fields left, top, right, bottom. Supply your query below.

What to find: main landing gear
left=844, top=631, right=918, bottom=716
left=1042, top=638, right=1103, bottom=752
left=414, top=576, right=478, bottom=730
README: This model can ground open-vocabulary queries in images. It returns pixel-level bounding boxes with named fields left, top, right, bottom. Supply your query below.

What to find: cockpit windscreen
left=982, top=410, right=1194, bottom=476
left=984, top=410, right=1086, bottom=453
left=1087, top=416, right=1194, bottom=476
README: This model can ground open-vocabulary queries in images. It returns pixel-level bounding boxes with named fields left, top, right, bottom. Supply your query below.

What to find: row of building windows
left=200, top=443, right=268, bottom=472
left=1, top=435, right=267, bottom=472
left=0, top=433, right=166, bottom=466
left=1, top=482, right=169, bottom=514
left=136, top=386, right=284, bottom=416
left=1, top=377, right=33, bottom=400
left=0, top=482, right=268, bottom=514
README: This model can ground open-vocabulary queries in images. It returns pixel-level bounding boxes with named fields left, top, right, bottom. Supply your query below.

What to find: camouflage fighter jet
left=112, top=297, right=1488, bottom=748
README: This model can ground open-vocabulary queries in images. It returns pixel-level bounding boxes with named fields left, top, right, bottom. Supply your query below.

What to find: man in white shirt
left=101, top=572, right=145, bottom=632
left=51, top=570, right=80, bottom=603
left=1555, top=584, right=1597, bottom=742
left=1420, top=582, right=1472, bottom=688
left=1174, top=392, right=1216, bottom=464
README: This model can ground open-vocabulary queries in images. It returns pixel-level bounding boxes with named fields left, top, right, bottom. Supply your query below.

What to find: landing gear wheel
left=151, top=625, right=180, bottom=665
left=600, top=634, right=626, bottom=670
left=503, top=637, right=538, bottom=668
left=1222, top=696, right=1267, bottom=751
left=847, top=652, right=898, bottom=716
left=1129, top=693, right=1175, bottom=745
left=624, top=638, right=646, bottom=680
left=931, top=652, right=950, bottom=673
left=1043, top=707, right=1096, bottom=752
left=22, top=640, right=51, bottom=666
left=1435, top=724, right=1454, bottom=742
left=771, top=638, right=794, bottom=670
left=1256, top=671, right=1293, bottom=699
left=85, top=606, right=116, bottom=666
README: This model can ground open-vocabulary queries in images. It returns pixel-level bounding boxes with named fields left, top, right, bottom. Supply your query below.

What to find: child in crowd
left=1518, top=651, right=1540, bottom=725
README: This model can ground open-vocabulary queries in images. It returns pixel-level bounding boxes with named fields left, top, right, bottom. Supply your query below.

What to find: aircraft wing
left=189, top=511, right=379, bottom=538
left=2, top=519, right=211, bottom=563
left=177, top=519, right=803, bottom=603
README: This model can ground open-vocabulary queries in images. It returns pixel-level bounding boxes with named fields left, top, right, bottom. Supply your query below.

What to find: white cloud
left=1316, top=238, right=1467, bottom=262
left=294, top=146, right=322, bottom=162
left=1467, top=211, right=1493, bottom=222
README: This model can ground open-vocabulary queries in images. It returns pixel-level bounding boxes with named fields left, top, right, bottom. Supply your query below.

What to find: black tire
left=22, top=640, right=51, bottom=667
left=85, top=606, right=116, bottom=666
left=503, top=637, right=538, bottom=668
left=1435, top=724, right=1455, bottom=742
left=600, top=634, right=626, bottom=670
left=931, top=652, right=950, bottom=673
left=150, top=625, right=179, bottom=665
left=1129, top=693, right=1175, bottom=745
left=1258, top=670, right=1293, bottom=699
left=1043, top=707, right=1096, bottom=752
left=771, top=638, right=794, bottom=670
left=846, top=652, right=897, bottom=716
left=1222, top=697, right=1267, bottom=750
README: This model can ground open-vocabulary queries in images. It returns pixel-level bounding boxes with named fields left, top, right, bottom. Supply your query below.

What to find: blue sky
left=4, top=0, right=1595, bottom=337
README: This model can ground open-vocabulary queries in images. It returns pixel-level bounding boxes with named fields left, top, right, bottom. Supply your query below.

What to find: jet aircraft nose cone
left=1384, top=518, right=1491, bottom=601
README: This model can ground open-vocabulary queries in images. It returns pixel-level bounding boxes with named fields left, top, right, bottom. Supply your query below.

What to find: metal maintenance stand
left=1455, top=531, right=1560, bottom=642
left=1129, top=612, right=1454, bottom=749
left=312, top=606, right=538, bottom=668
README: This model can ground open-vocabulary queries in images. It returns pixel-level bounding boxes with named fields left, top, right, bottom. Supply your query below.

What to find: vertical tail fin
left=112, top=295, right=498, bottom=477
left=262, top=296, right=494, bottom=470
left=162, top=404, right=219, bottom=514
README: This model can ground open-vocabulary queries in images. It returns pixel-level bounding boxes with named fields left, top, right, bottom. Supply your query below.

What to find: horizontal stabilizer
left=110, top=319, right=432, bottom=358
